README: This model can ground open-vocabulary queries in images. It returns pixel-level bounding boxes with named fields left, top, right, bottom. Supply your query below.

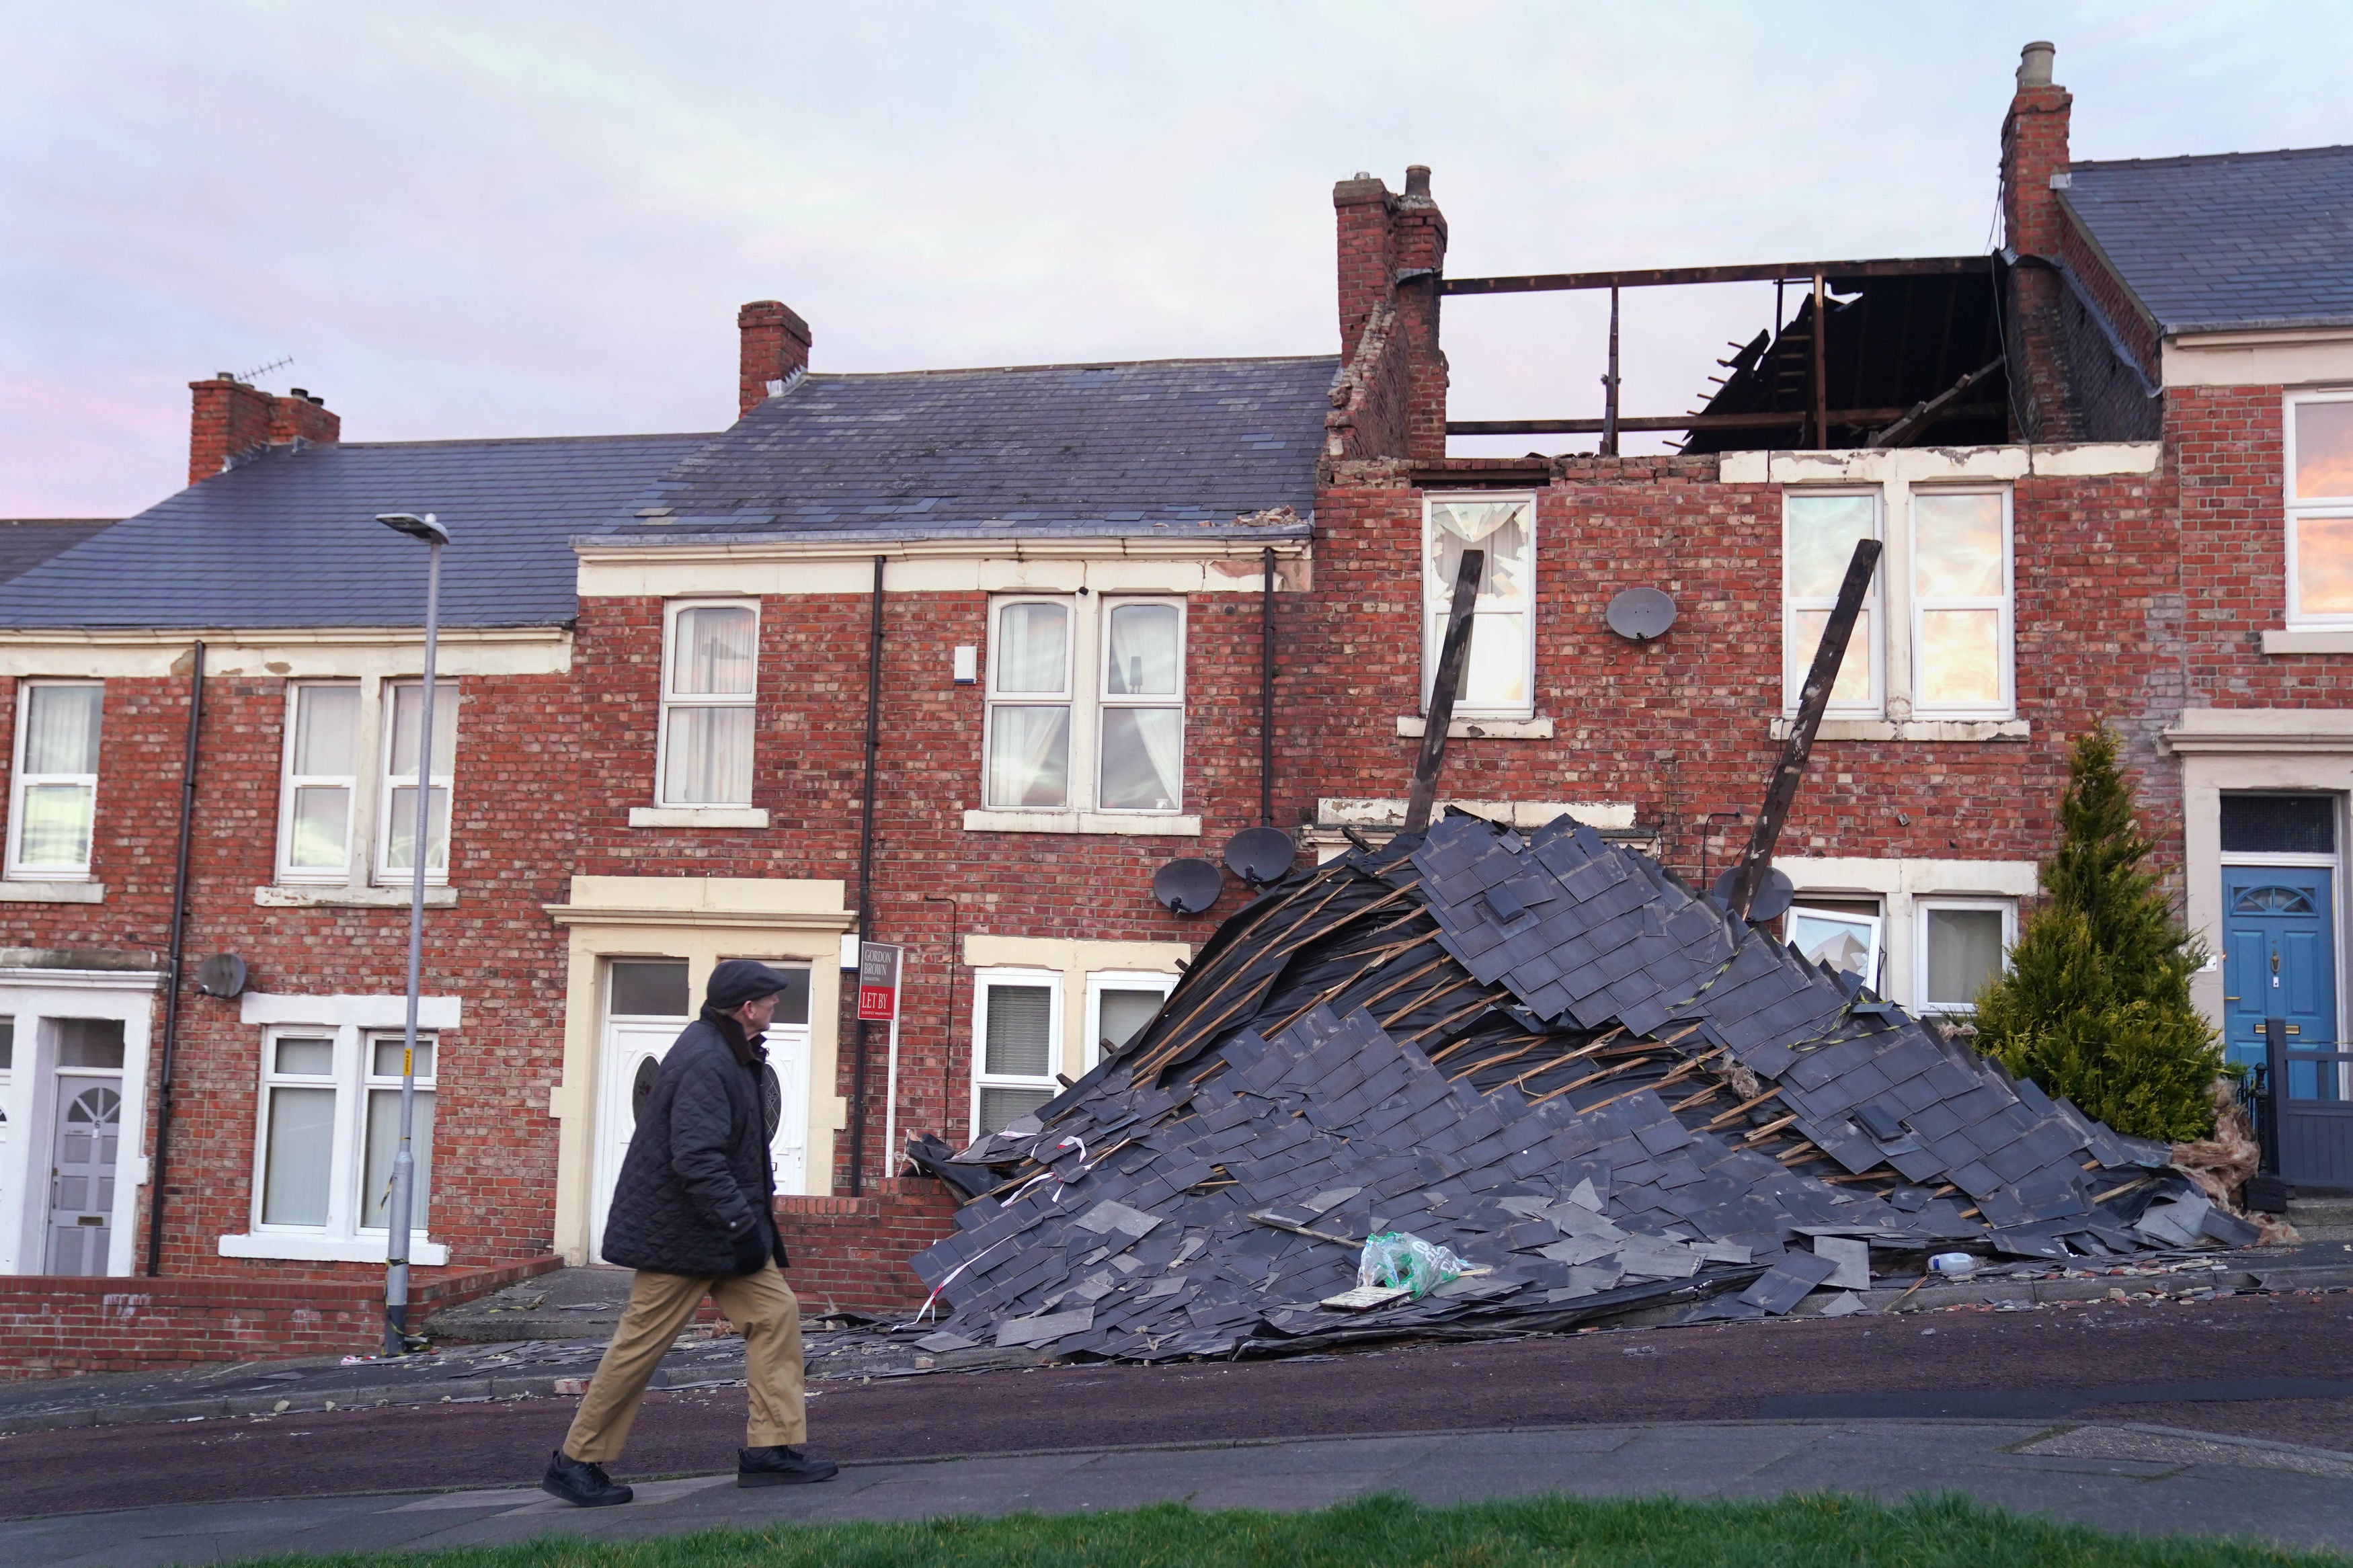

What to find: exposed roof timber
left=1447, top=406, right=2003, bottom=436
left=1441, top=257, right=1990, bottom=296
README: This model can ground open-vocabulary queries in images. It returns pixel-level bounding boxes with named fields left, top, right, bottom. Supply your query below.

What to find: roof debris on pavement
left=909, top=812, right=2255, bottom=1362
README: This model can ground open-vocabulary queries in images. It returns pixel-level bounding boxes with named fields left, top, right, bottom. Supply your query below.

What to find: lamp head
left=376, top=512, right=448, bottom=546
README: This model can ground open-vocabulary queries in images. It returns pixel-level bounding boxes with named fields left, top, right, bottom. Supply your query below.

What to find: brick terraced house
left=1, top=42, right=2350, bottom=1354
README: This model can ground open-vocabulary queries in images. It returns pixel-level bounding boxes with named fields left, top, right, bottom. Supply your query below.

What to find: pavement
left=8, top=1417, right=2353, bottom=1565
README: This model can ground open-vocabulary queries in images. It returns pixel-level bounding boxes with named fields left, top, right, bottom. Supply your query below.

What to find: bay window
left=660, top=601, right=758, bottom=805
left=984, top=596, right=1185, bottom=814
left=2288, top=393, right=2353, bottom=624
left=1423, top=495, right=1535, bottom=716
left=8, top=681, right=102, bottom=880
left=254, top=1026, right=437, bottom=1240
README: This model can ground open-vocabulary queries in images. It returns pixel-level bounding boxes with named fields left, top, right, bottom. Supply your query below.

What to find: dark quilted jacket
left=600, top=1009, right=785, bottom=1276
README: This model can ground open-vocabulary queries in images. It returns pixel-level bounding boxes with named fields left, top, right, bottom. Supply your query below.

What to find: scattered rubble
left=912, top=813, right=2256, bottom=1361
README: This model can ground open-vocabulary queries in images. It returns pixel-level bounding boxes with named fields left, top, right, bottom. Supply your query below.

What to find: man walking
left=542, top=960, right=838, bottom=1505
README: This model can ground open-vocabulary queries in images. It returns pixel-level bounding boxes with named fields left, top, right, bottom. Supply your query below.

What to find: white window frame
left=1908, top=486, right=2015, bottom=719
left=7, top=679, right=103, bottom=881
left=1421, top=493, right=1538, bottom=720
left=276, top=682, right=361, bottom=885
left=1915, top=897, right=2018, bottom=1016
left=1083, top=969, right=1176, bottom=1072
left=983, top=596, right=1189, bottom=816
left=1785, top=901, right=1886, bottom=993
left=1782, top=490, right=1884, bottom=717
left=245, top=1023, right=440, bottom=1248
left=969, top=965, right=1064, bottom=1139
left=655, top=598, right=760, bottom=807
left=2286, top=390, right=2353, bottom=627
left=374, top=679, right=456, bottom=886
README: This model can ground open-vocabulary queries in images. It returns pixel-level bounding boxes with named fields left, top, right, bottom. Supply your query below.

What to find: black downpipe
left=848, top=556, right=885, bottom=1197
left=1261, top=548, right=1275, bottom=825
left=145, top=641, right=204, bottom=1276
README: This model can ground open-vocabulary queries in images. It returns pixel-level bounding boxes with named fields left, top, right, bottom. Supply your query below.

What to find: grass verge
left=227, top=1490, right=2341, bottom=1567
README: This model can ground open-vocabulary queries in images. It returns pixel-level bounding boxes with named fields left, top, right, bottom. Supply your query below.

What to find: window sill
left=1769, top=718, right=2030, bottom=743
left=0, top=880, right=104, bottom=903
left=256, top=884, right=459, bottom=909
left=629, top=806, right=771, bottom=829
left=962, top=809, right=1203, bottom=837
left=1394, top=715, right=1554, bottom=739
left=217, top=1231, right=450, bottom=1266
left=2262, top=628, right=2353, bottom=655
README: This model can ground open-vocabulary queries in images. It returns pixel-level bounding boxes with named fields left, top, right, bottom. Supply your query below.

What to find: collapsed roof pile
left=910, top=813, right=2247, bottom=1362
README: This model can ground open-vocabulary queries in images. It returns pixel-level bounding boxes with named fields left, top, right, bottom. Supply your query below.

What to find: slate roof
left=0, top=521, right=116, bottom=585
left=598, top=356, right=1337, bottom=542
left=2063, top=145, right=2353, bottom=333
left=0, top=434, right=711, bottom=630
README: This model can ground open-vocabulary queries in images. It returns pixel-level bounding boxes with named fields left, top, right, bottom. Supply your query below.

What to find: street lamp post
left=376, top=511, right=448, bottom=1356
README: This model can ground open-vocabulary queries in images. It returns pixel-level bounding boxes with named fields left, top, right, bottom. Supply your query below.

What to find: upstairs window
left=984, top=597, right=1186, bottom=814
left=1910, top=490, right=2012, bottom=716
left=378, top=682, right=457, bottom=883
left=1423, top=495, right=1535, bottom=716
left=274, top=679, right=461, bottom=887
left=8, top=680, right=102, bottom=880
left=279, top=684, right=360, bottom=882
left=2288, top=393, right=2353, bottom=625
left=660, top=602, right=758, bottom=805
left=1783, top=493, right=1882, bottom=715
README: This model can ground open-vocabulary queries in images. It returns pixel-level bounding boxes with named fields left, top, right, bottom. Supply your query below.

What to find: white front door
left=45, top=1077, right=119, bottom=1276
left=592, top=1020, right=686, bottom=1264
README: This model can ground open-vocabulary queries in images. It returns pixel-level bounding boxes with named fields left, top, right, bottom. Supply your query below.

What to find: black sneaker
left=737, top=1445, right=839, bottom=1487
left=541, top=1449, right=633, bottom=1507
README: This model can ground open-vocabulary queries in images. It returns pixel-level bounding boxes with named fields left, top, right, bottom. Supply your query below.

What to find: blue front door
left=2223, top=866, right=2353, bottom=1184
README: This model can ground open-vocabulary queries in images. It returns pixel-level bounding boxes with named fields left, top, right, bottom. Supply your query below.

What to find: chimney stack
left=1330, top=165, right=1449, bottom=462
left=187, top=378, right=340, bottom=487
left=737, top=300, right=812, bottom=419
left=1998, top=40, right=2078, bottom=443
left=2001, top=40, right=2071, bottom=259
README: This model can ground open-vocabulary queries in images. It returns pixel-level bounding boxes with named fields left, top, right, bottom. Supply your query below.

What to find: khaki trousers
left=561, top=1263, right=805, bottom=1462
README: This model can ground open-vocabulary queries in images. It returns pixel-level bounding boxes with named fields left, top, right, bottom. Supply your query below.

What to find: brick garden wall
left=770, top=1177, right=961, bottom=1315
left=0, top=1254, right=559, bottom=1380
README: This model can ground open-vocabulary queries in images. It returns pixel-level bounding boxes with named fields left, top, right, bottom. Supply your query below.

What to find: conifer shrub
left=1971, top=725, right=2223, bottom=1142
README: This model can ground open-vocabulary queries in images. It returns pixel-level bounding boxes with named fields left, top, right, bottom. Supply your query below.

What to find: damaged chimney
left=186, top=378, right=340, bottom=487
left=1330, top=165, right=1449, bottom=463
left=737, top=300, right=812, bottom=419
left=1999, top=40, right=2079, bottom=442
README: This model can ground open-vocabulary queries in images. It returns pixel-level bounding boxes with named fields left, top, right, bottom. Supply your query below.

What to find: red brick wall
left=0, top=1255, right=558, bottom=1380
left=0, top=667, right=580, bottom=1279
left=1298, top=452, right=2184, bottom=883
left=770, top=1178, right=960, bottom=1315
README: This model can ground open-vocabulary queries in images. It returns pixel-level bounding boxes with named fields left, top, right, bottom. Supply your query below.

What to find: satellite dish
left=1153, top=857, right=1224, bottom=916
left=1224, top=826, right=1297, bottom=886
left=1711, top=866, right=1794, bottom=923
left=195, top=953, right=247, bottom=999
left=1605, top=587, right=1677, bottom=642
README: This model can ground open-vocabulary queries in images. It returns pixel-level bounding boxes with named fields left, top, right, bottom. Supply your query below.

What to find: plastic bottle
left=1928, top=1252, right=1978, bottom=1276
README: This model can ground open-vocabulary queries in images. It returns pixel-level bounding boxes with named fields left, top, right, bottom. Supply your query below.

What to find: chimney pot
left=289, top=387, right=309, bottom=399
left=1404, top=165, right=1432, bottom=198
left=2017, top=40, right=2056, bottom=89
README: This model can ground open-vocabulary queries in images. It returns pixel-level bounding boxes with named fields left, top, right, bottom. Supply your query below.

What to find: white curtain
left=24, top=685, right=100, bottom=775
left=1429, top=501, right=1531, bottom=600
left=293, top=686, right=358, bottom=775
left=995, top=603, right=1070, bottom=692
left=263, top=1086, right=335, bottom=1227
left=1100, top=708, right=1181, bottom=810
left=389, top=684, right=459, bottom=779
left=675, top=606, right=756, bottom=696
left=1105, top=604, right=1179, bottom=694
left=988, top=706, right=1070, bottom=807
left=665, top=708, right=754, bottom=804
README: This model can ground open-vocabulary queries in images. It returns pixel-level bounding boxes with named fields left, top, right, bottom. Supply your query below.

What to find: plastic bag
left=1357, top=1231, right=1470, bottom=1299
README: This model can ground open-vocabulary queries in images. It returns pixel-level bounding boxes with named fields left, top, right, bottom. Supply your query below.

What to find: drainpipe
left=848, top=555, right=885, bottom=1196
left=145, top=641, right=204, bottom=1276
left=1261, top=547, right=1275, bottom=825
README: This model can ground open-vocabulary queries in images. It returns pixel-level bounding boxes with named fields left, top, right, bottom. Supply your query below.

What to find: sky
left=5, top=1, right=2350, bottom=517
